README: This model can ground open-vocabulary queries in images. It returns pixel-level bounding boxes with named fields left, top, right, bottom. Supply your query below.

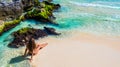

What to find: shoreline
left=0, top=0, right=120, bottom=67
left=31, top=30, right=120, bottom=67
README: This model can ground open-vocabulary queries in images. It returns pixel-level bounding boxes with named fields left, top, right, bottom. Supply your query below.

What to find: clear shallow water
left=53, top=0, right=120, bottom=36
left=0, top=20, right=36, bottom=67
left=0, top=0, right=120, bottom=67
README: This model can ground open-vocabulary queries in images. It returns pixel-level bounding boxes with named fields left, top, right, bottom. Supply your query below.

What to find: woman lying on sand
left=24, top=38, right=48, bottom=61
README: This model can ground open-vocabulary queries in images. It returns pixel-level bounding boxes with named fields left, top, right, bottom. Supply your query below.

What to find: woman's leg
left=34, top=43, right=48, bottom=55
left=23, top=48, right=28, bottom=56
left=36, top=43, right=48, bottom=50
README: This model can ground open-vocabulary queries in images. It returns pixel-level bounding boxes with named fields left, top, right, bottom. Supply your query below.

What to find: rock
left=48, top=0, right=53, bottom=2
left=8, top=27, right=60, bottom=48
left=0, top=1, right=23, bottom=20
left=0, top=20, right=4, bottom=25
left=44, top=27, right=61, bottom=35
left=54, top=4, right=61, bottom=10
left=43, top=1, right=61, bottom=10
left=8, top=28, right=47, bottom=48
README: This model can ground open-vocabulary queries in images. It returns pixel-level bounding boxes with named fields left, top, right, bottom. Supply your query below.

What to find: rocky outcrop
left=8, top=27, right=60, bottom=48
left=0, top=0, right=61, bottom=21
left=0, top=0, right=39, bottom=21
left=44, top=27, right=61, bottom=35
left=0, top=0, right=61, bottom=36
left=0, top=1, right=23, bottom=21
left=0, top=0, right=61, bottom=22
left=23, top=1, right=61, bottom=24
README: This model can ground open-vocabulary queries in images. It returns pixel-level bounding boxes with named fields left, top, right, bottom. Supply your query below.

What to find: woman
left=24, top=38, right=48, bottom=61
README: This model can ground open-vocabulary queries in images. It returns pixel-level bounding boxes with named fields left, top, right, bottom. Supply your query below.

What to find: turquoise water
left=53, top=0, right=120, bottom=36
left=0, top=20, right=36, bottom=67
left=0, top=0, right=120, bottom=67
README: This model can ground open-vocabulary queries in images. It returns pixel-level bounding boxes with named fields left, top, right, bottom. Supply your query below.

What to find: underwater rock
left=44, top=27, right=61, bottom=35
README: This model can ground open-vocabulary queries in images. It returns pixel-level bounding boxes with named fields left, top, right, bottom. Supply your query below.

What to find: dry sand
left=31, top=31, right=120, bottom=67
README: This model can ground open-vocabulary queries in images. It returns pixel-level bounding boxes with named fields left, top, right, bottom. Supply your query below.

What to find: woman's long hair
left=27, top=38, right=36, bottom=52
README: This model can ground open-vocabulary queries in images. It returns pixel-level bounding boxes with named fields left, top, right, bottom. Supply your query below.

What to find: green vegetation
left=0, top=24, right=5, bottom=34
left=34, top=0, right=40, bottom=6
left=45, top=5, right=53, bottom=11
left=17, top=27, right=31, bottom=34
left=39, top=11, right=48, bottom=19
left=25, top=1, right=55, bottom=20
left=19, top=14, right=25, bottom=20
left=0, top=19, right=21, bottom=35
left=25, top=8, right=50, bottom=19
left=4, top=20, right=20, bottom=27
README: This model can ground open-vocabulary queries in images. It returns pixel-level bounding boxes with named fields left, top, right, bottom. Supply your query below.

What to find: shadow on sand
left=9, top=55, right=29, bottom=64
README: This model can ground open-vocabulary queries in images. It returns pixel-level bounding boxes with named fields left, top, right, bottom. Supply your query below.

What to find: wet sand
left=31, top=31, right=120, bottom=67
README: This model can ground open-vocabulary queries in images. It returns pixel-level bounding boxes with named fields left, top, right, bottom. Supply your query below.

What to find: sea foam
left=69, top=1, right=120, bottom=9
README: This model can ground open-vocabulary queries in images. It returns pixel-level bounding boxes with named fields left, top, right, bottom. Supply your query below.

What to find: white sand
left=31, top=31, right=120, bottom=67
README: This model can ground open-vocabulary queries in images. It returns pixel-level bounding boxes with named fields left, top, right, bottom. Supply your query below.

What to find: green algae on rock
left=0, top=19, right=21, bottom=35
left=0, top=0, right=61, bottom=36
left=24, top=1, right=61, bottom=24
left=16, top=27, right=31, bottom=34
left=8, top=27, right=60, bottom=48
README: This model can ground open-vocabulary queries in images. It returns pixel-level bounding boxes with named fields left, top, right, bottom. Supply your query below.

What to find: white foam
left=69, top=1, right=120, bottom=9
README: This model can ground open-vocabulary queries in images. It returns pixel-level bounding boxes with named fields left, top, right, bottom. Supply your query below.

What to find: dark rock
left=43, top=1, right=61, bottom=10
left=44, top=27, right=61, bottom=35
left=48, top=0, right=53, bottom=2
left=8, top=27, right=60, bottom=48
left=54, top=4, right=61, bottom=10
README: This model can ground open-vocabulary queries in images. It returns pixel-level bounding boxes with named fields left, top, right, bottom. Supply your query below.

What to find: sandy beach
left=0, top=0, right=120, bottom=67
left=31, top=31, right=120, bottom=67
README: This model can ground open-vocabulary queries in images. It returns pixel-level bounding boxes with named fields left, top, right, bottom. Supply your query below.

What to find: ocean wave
left=69, top=1, right=120, bottom=9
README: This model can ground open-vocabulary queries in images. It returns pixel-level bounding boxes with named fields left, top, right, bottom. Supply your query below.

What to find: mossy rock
left=0, top=19, right=21, bottom=35
left=34, top=0, right=40, bottom=6
left=17, top=27, right=31, bottom=34
left=4, top=20, right=20, bottom=27
left=0, top=24, right=5, bottom=34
